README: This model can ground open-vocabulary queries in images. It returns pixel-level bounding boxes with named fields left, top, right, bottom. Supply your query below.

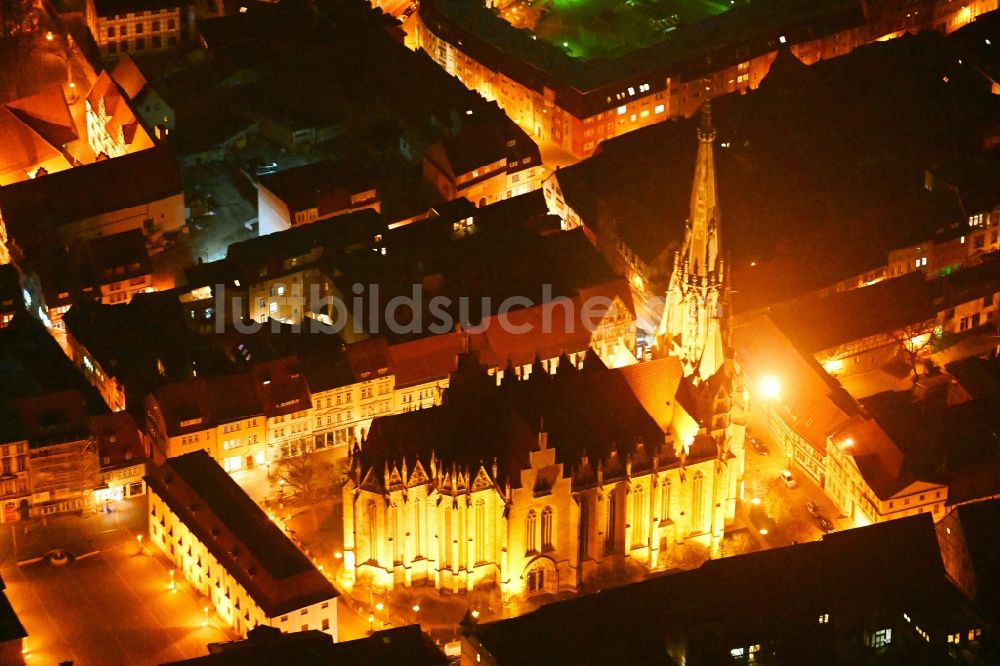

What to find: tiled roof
left=145, top=452, right=336, bottom=618
left=4, top=85, right=77, bottom=147
left=616, top=356, right=684, bottom=432
left=387, top=331, right=480, bottom=389
left=85, top=229, right=151, bottom=281
left=363, top=352, right=671, bottom=489
left=110, top=54, right=149, bottom=100
left=0, top=106, right=71, bottom=183
left=91, top=411, right=145, bottom=471
left=768, top=271, right=934, bottom=355
left=734, top=314, right=917, bottom=495
left=154, top=357, right=310, bottom=436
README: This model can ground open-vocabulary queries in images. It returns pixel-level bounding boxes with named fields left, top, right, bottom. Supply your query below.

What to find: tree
left=272, top=449, right=334, bottom=517
left=889, top=320, right=939, bottom=385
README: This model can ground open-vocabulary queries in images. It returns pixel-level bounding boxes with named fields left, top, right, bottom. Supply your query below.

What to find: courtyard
left=497, top=0, right=741, bottom=59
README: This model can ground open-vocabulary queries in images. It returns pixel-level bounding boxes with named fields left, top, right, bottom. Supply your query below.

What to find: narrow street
left=742, top=399, right=850, bottom=549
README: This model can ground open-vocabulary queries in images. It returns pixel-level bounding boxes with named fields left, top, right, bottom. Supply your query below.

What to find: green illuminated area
left=498, top=0, right=742, bottom=60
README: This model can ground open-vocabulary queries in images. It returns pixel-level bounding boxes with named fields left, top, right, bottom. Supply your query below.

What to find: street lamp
left=759, top=375, right=781, bottom=401
left=136, top=534, right=144, bottom=554
left=759, top=374, right=791, bottom=467
left=202, top=606, right=209, bottom=627
left=168, top=569, right=176, bottom=591
left=368, top=613, right=375, bottom=633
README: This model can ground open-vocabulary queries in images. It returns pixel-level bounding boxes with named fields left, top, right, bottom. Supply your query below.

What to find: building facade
left=146, top=452, right=338, bottom=638
left=413, top=0, right=996, bottom=158
left=85, top=0, right=187, bottom=59
left=343, top=352, right=742, bottom=599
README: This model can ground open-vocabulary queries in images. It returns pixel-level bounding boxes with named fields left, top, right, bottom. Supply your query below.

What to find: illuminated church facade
left=342, top=110, right=745, bottom=599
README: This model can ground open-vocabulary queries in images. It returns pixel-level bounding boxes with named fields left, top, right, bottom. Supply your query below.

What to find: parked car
left=255, top=162, right=278, bottom=176
left=748, top=436, right=769, bottom=455
left=816, top=516, right=835, bottom=533
left=806, top=500, right=822, bottom=517
left=779, top=469, right=798, bottom=489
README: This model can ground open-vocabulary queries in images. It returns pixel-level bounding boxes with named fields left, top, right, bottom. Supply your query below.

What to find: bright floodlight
left=760, top=375, right=781, bottom=400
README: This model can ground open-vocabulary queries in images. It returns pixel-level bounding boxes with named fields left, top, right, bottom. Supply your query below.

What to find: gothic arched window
left=526, top=509, right=537, bottom=553
left=541, top=506, right=553, bottom=551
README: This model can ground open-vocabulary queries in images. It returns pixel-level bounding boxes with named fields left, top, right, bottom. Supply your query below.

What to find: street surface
left=1, top=500, right=235, bottom=664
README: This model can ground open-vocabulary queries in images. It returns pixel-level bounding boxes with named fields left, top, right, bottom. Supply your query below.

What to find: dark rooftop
left=145, top=451, right=337, bottom=618
left=163, top=624, right=448, bottom=666
left=361, top=351, right=671, bottom=490
left=471, top=514, right=972, bottom=665
left=554, top=30, right=1000, bottom=304
left=0, top=142, right=181, bottom=252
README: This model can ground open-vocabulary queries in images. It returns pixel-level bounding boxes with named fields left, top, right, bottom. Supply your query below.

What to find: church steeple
left=686, top=102, right=720, bottom=278
left=657, top=103, right=728, bottom=384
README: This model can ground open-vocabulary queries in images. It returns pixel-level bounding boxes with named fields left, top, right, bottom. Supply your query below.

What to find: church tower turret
left=658, top=103, right=727, bottom=383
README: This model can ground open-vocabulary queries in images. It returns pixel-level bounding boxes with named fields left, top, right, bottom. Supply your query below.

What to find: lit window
left=655, top=104, right=665, bottom=114
left=269, top=302, right=278, bottom=313
left=818, top=613, right=829, bottom=624
left=617, top=105, right=626, bottom=115
left=627, top=86, right=635, bottom=96
left=867, top=628, right=892, bottom=648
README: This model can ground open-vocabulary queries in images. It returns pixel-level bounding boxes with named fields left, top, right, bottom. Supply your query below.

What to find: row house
left=307, top=338, right=394, bottom=452
left=415, top=0, right=994, bottom=158
left=92, top=412, right=148, bottom=504
left=0, top=392, right=101, bottom=519
left=888, top=207, right=1000, bottom=281
left=771, top=258, right=1000, bottom=382
left=825, top=418, right=948, bottom=527
left=736, top=315, right=949, bottom=528
left=146, top=452, right=338, bottom=638
left=145, top=371, right=271, bottom=471
left=422, top=117, right=542, bottom=207
left=82, top=230, right=155, bottom=305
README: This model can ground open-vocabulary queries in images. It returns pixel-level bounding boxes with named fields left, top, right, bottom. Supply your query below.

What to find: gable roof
left=0, top=104, right=71, bottom=184
left=145, top=451, right=337, bottom=618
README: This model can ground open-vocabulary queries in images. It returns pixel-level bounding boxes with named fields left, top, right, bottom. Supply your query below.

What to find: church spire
left=657, top=102, right=727, bottom=384
left=686, top=102, right=720, bottom=278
